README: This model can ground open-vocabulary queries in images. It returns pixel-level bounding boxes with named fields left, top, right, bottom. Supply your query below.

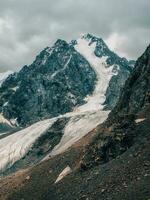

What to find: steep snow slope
left=74, top=37, right=118, bottom=112
left=0, top=71, right=12, bottom=86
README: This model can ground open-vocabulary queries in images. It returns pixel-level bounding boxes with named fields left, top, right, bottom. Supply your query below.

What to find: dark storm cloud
left=0, top=0, right=150, bottom=72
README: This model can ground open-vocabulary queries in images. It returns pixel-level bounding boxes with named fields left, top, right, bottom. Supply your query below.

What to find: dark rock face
left=112, top=45, right=150, bottom=116
left=0, top=40, right=96, bottom=126
left=99, top=46, right=134, bottom=110
left=81, top=45, right=150, bottom=169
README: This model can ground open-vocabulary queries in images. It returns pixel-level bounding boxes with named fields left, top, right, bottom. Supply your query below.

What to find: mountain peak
left=54, top=39, right=69, bottom=47
left=80, top=33, right=106, bottom=46
left=74, top=33, right=110, bottom=58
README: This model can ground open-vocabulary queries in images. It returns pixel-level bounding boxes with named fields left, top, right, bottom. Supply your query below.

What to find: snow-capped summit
left=74, top=33, right=133, bottom=110
left=0, top=34, right=135, bottom=174
left=72, top=33, right=109, bottom=58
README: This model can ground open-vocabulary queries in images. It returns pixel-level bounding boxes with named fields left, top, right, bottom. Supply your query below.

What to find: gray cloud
left=0, top=0, right=150, bottom=72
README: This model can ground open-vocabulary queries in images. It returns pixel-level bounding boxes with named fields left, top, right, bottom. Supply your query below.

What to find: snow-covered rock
left=0, top=71, right=12, bottom=87
left=74, top=36, right=117, bottom=111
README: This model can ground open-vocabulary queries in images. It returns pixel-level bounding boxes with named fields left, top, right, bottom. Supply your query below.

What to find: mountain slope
left=0, top=45, right=148, bottom=200
left=0, top=34, right=134, bottom=175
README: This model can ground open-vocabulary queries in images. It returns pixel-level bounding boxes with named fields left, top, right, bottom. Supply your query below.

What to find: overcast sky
left=0, top=0, right=150, bottom=72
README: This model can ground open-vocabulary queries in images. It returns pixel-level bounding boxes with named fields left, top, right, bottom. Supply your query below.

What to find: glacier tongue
left=50, top=110, right=109, bottom=156
left=0, top=110, right=109, bottom=173
left=0, top=118, right=58, bottom=172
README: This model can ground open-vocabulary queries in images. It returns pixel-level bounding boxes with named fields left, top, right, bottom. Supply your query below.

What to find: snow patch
left=55, top=166, right=72, bottom=183
left=51, top=55, right=72, bottom=79
left=10, top=118, right=19, bottom=126
left=11, top=86, right=19, bottom=92
left=42, top=47, right=54, bottom=65
left=3, top=102, right=8, bottom=107
left=135, top=118, right=146, bottom=124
